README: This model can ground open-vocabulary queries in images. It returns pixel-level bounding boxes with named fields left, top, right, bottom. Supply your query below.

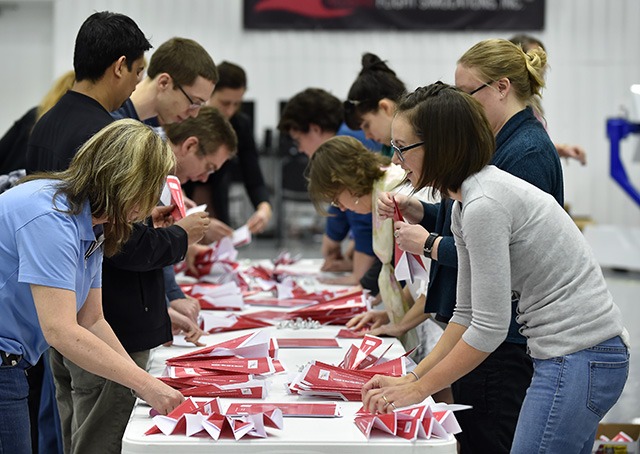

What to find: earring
left=355, top=198, right=359, bottom=205
left=500, top=92, right=504, bottom=97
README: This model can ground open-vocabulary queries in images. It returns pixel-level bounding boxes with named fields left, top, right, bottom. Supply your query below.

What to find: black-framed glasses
left=177, top=85, right=206, bottom=110
left=468, top=80, right=493, bottom=96
left=391, top=139, right=424, bottom=163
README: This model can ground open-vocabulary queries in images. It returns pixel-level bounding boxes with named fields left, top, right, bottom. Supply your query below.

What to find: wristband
left=409, top=370, right=420, bottom=381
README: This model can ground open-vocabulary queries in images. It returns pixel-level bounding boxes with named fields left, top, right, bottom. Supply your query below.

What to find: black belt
left=1, top=351, right=22, bottom=366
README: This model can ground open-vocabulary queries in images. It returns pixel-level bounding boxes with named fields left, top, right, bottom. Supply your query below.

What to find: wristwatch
left=423, top=232, right=440, bottom=257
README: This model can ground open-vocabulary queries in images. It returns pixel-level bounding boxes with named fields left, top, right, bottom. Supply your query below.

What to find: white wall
left=2, top=0, right=640, bottom=226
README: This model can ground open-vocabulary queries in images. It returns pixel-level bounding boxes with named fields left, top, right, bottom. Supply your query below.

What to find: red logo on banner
left=254, top=0, right=354, bottom=18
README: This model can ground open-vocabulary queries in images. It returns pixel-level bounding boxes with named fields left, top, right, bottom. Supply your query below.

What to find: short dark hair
left=278, top=88, right=343, bottom=134
left=344, top=53, right=406, bottom=130
left=214, top=61, right=247, bottom=91
left=396, top=82, right=495, bottom=197
left=147, top=37, right=218, bottom=87
left=74, top=11, right=151, bottom=83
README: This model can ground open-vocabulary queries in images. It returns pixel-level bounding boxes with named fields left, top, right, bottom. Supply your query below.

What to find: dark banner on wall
left=244, top=0, right=544, bottom=31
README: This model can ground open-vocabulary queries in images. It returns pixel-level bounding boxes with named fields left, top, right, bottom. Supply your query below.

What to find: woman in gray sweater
left=361, top=83, right=629, bottom=453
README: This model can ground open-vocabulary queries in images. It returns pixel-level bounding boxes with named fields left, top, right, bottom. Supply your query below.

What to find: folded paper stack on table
left=287, top=335, right=415, bottom=401
left=121, top=257, right=459, bottom=453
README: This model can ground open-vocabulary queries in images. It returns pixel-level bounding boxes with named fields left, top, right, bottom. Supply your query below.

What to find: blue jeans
left=0, top=357, right=31, bottom=454
left=511, top=336, right=629, bottom=454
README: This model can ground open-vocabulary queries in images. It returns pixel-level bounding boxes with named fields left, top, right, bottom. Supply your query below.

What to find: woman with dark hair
left=362, top=82, right=628, bottom=453
left=344, top=53, right=407, bottom=157
left=0, top=120, right=185, bottom=453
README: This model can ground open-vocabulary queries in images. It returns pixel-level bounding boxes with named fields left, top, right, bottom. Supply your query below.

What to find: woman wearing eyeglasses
left=362, top=82, right=628, bottom=454
left=369, top=40, right=564, bottom=454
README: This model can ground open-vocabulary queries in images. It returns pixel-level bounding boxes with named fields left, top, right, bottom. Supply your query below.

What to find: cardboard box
left=593, top=423, right=640, bottom=454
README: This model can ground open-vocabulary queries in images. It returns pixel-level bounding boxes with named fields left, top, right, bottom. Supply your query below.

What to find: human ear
left=378, top=98, right=396, bottom=117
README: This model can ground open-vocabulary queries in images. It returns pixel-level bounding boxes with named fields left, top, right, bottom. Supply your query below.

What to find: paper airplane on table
left=168, top=330, right=272, bottom=362
left=354, top=398, right=468, bottom=441
left=199, top=312, right=272, bottom=333
left=393, top=197, right=429, bottom=284
left=146, top=397, right=283, bottom=440
left=182, top=281, right=244, bottom=311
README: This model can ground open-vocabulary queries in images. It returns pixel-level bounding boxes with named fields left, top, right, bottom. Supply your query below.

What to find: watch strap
left=423, top=232, right=440, bottom=257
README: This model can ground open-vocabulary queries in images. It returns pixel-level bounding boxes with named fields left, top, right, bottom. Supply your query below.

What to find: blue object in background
left=337, top=123, right=382, bottom=152
left=607, top=118, right=640, bottom=208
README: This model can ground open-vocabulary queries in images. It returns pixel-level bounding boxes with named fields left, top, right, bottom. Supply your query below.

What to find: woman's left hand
left=362, top=378, right=425, bottom=414
left=394, top=221, right=429, bottom=256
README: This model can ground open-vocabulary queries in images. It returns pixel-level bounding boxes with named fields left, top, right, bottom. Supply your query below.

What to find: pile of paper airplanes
left=355, top=397, right=468, bottom=441
left=288, top=334, right=415, bottom=401
left=145, top=396, right=283, bottom=440
left=160, top=330, right=279, bottom=398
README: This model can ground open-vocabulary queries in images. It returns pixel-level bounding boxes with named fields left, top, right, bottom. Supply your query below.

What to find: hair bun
left=360, top=53, right=395, bottom=76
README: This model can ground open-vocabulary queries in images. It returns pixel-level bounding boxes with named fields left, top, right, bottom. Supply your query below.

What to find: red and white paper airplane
left=354, top=398, right=468, bottom=440
left=199, top=312, right=272, bottom=333
left=168, top=330, right=273, bottom=363
left=146, top=397, right=283, bottom=440
left=393, top=197, right=429, bottom=284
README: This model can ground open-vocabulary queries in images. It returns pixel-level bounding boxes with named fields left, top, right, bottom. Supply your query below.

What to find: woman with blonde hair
left=0, top=119, right=185, bottom=453
left=377, top=39, right=564, bottom=453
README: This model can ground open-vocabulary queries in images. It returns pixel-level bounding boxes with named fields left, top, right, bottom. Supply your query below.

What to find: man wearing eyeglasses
left=111, top=37, right=217, bottom=126
left=110, top=37, right=224, bottom=344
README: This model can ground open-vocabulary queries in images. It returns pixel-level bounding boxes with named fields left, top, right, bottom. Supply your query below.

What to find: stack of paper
left=250, top=290, right=368, bottom=325
left=288, top=360, right=378, bottom=401
left=161, top=331, right=283, bottom=398
left=287, top=335, right=411, bottom=401
left=354, top=398, right=467, bottom=441
left=145, top=397, right=283, bottom=440
left=226, top=402, right=342, bottom=418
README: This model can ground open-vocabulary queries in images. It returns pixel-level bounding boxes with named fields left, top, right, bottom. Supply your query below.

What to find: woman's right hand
left=137, top=376, right=184, bottom=415
left=377, top=192, right=410, bottom=220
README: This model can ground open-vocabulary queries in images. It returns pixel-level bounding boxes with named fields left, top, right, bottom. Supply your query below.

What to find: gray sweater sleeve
left=450, top=197, right=513, bottom=353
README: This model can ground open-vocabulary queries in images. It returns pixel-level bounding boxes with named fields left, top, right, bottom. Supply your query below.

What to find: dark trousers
left=452, top=341, right=533, bottom=454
